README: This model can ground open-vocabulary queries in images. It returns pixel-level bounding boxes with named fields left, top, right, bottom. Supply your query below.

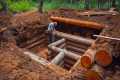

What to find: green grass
left=43, top=1, right=85, bottom=11
left=8, top=0, right=37, bottom=13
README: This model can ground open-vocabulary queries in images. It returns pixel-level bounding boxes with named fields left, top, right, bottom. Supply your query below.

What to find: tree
left=0, top=0, right=8, bottom=12
left=38, top=0, right=43, bottom=13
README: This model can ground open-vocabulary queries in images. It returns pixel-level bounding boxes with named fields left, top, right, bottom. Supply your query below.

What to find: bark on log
left=20, top=34, right=45, bottom=48
left=94, top=25, right=120, bottom=67
left=25, top=38, right=46, bottom=49
left=50, top=16, right=106, bottom=30
left=66, top=45, right=86, bottom=53
left=49, top=38, right=65, bottom=47
left=0, top=27, right=7, bottom=33
left=81, top=49, right=96, bottom=68
left=48, top=45, right=80, bottom=60
left=51, top=51, right=65, bottom=65
left=66, top=41, right=89, bottom=50
left=53, top=31, right=94, bottom=45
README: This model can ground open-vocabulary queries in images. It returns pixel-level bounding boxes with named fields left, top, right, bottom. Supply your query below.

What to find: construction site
left=0, top=0, right=120, bottom=80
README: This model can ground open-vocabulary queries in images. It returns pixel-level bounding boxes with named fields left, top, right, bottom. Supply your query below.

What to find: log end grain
left=85, top=70, right=101, bottom=80
left=81, top=56, right=92, bottom=68
left=95, top=50, right=112, bottom=67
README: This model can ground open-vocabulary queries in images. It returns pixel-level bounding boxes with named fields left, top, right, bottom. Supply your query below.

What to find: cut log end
left=85, top=70, right=101, bottom=80
left=81, top=56, right=92, bottom=68
left=95, top=50, right=112, bottom=67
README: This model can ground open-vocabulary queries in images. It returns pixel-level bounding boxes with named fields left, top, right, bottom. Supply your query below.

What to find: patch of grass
left=43, top=1, right=85, bottom=11
left=9, top=0, right=36, bottom=13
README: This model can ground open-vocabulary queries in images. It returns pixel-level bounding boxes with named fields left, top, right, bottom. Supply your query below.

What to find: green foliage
left=8, top=0, right=37, bottom=12
left=0, top=0, right=120, bottom=13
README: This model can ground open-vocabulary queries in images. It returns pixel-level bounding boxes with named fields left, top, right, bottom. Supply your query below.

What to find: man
left=0, top=0, right=8, bottom=12
left=47, top=22, right=57, bottom=44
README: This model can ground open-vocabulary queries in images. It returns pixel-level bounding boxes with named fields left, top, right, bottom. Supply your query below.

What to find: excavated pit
left=15, top=22, right=102, bottom=71
left=0, top=9, right=120, bottom=80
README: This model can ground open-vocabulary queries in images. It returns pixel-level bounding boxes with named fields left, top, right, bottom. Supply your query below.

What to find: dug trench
left=0, top=9, right=120, bottom=80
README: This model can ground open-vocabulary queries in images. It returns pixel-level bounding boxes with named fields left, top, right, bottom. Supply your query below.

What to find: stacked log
left=94, top=25, right=120, bottom=67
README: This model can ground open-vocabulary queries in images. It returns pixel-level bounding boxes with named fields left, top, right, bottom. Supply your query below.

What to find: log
left=51, top=51, right=65, bottom=65
left=95, top=50, right=112, bottom=67
left=48, top=45, right=80, bottom=60
left=0, top=27, right=7, bottom=33
left=81, top=49, right=96, bottom=68
left=20, top=34, right=45, bottom=47
left=24, top=51, right=49, bottom=65
left=49, top=38, right=65, bottom=47
left=85, top=70, right=102, bottom=80
left=58, top=43, right=66, bottom=49
left=77, top=11, right=119, bottom=16
left=66, top=45, right=86, bottom=54
left=93, top=25, right=120, bottom=66
left=50, top=16, right=106, bottom=30
left=53, top=31, right=94, bottom=45
left=25, top=38, right=46, bottom=49
left=66, top=41, right=89, bottom=50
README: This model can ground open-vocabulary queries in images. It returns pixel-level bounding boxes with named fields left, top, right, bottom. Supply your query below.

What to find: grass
left=8, top=0, right=37, bottom=13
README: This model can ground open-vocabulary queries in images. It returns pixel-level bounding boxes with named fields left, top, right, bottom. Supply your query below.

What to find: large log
left=50, top=16, right=106, bottom=30
left=53, top=31, right=94, bottom=45
left=80, top=48, right=96, bottom=68
left=94, top=25, right=120, bottom=67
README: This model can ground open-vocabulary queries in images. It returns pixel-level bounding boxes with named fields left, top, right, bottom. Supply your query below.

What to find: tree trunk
left=38, top=0, right=43, bottom=13
left=0, top=0, right=8, bottom=12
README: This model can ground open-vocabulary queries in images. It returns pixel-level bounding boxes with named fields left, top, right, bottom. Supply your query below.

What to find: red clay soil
left=0, top=43, right=65, bottom=80
left=10, top=11, right=49, bottom=39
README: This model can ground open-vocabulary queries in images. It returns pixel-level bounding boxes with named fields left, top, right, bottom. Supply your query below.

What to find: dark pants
left=48, top=33, right=55, bottom=44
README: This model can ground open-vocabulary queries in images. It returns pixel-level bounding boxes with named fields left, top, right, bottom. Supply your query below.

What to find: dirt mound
left=11, top=11, right=49, bottom=28
left=8, top=11, right=50, bottom=45
left=0, top=44, right=65, bottom=80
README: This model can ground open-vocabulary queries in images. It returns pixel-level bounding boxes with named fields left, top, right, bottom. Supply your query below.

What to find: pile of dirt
left=0, top=43, right=66, bottom=80
left=8, top=11, right=50, bottom=45
left=0, top=12, right=11, bottom=28
left=11, top=11, right=49, bottom=28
